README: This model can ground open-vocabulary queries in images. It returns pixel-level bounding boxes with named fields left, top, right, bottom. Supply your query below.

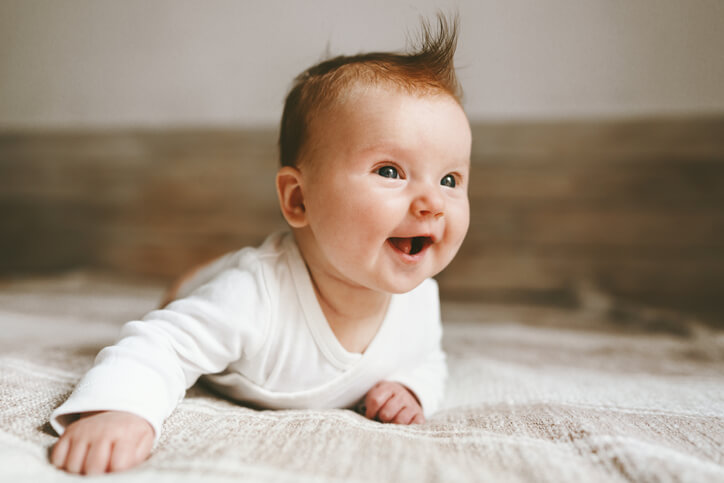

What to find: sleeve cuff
left=49, top=356, right=183, bottom=446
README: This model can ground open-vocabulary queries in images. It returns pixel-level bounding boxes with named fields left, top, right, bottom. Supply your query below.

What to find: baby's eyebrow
left=356, top=142, right=471, bottom=169
left=356, top=141, right=402, bottom=156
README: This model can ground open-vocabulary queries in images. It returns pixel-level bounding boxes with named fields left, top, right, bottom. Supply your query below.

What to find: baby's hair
left=278, top=12, right=462, bottom=168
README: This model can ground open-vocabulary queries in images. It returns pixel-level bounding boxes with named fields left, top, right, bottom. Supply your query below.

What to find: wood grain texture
left=1, top=118, right=723, bottom=324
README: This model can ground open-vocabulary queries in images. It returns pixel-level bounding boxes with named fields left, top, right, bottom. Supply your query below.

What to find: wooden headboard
left=1, top=118, right=723, bottom=324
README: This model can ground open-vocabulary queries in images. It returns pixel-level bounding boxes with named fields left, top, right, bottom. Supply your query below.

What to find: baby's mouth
left=387, top=236, right=433, bottom=256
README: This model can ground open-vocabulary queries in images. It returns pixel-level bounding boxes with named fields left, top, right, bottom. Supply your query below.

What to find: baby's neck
left=307, top=264, right=391, bottom=354
left=293, top=229, right=392, bottom=353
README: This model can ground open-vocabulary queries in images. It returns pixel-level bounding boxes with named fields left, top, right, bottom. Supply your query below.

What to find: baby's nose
left=411, top=191, right=444, bottom=219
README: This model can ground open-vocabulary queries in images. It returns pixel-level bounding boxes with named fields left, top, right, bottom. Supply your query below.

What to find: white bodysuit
left=50, top=232, right=447, bottom=442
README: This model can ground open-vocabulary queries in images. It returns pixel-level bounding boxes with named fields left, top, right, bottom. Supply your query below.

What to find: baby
left=50, top=14, right=471, bottom=475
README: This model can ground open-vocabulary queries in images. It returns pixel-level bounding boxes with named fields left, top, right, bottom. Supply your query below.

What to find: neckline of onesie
left=282, top=232, right=396, bottom=371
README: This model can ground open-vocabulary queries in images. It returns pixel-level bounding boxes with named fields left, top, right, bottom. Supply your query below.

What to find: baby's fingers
left=377, top=395, right=405, bottom=423
left=109, top=440, right=136, bottom=472
left=83, top=440, right=112, bottom=475
left=110, top=433, right=152, bottom=473
left=136, top=429, right=154, bottom=462
left=411, top=413, right=425, bottom=424
left=64, top=438, right=89, bottom=474
left=50, top=436, right=70, bottom=469
left=364, top=386, right=394, bottom=420
left=393, top=406, right=419, bottom=425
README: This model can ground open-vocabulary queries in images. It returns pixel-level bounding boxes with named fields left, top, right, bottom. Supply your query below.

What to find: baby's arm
left=50, top=262, right=269, bottom=473
left=363, top=279, right=447, bottom=424
left=159, top=256, right=221, bottom=307
left=51, top=411, right=153, bottom=475
left=363, top=381, right=425, bottom=424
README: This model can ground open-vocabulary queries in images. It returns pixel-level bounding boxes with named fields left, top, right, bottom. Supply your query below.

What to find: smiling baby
left=50, top=13, right=471, bottom=475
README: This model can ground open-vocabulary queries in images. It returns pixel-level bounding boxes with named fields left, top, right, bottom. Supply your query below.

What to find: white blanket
left=1, top=273, right=723, bottom=482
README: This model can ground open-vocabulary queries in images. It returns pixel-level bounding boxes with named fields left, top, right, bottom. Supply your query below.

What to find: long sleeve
left=387, top=279, right=447, bottom=418
left=50, top=262, right=271, bottom=443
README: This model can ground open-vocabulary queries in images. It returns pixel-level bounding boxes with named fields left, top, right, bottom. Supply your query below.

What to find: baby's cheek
left=450, top=203, right=470, bottom=247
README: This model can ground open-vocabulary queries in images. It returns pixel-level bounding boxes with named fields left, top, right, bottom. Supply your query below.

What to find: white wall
left=1, top=0, right=723, bottom=128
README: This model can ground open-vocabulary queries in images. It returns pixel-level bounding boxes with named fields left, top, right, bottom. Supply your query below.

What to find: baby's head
left=276, top=14, right=471, bottom=295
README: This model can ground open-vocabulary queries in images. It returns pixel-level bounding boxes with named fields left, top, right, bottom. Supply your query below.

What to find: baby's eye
left=377, top=166, right=400, bottom=179
left=441, top=174, right=456, bottom=188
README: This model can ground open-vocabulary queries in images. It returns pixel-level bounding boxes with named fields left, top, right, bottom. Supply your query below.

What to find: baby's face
left=298, top=85, right=471, bottom=294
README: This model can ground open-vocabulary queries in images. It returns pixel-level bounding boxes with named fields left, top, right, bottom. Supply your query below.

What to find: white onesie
left=50, top=232, right=447, bottom=442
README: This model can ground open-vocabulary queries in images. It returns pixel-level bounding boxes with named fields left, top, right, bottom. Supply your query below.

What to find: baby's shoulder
left=223, top=231, right=291, bottom=267
left=177, top=232, right=292, bottom=298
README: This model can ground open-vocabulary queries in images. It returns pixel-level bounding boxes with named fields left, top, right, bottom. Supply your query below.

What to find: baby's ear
left=276, top=166, right=307, bottom=228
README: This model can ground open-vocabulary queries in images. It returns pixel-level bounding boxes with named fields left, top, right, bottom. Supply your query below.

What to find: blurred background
left=1, top=0, right=723, bottom=325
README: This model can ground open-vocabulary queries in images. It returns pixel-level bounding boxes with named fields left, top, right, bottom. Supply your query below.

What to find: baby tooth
left=399, top=238, right=412, bottom=254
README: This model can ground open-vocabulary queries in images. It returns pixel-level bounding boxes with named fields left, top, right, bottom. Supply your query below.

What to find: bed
left=1, top=272, right=722, bottom=482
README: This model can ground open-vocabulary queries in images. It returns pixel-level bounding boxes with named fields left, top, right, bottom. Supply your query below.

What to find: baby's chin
left=373, top=272, right=433, bottom=295
left=385, top=258, right=457, bottom=294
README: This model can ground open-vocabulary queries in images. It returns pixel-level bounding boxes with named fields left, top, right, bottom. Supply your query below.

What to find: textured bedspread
left=1, top=273, right=723, bottom=482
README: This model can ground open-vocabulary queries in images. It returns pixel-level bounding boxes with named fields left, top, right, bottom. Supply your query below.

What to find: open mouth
left=387, top=236, right=433, bottom=256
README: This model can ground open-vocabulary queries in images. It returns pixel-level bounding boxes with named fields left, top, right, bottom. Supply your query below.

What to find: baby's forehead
left=336, top=80, right=455, bottom=109
left=311, top=82, right=460, bottom=134
left=296, top=79, right=469, bottom=165
left=303, top=90, right=469, bottom=167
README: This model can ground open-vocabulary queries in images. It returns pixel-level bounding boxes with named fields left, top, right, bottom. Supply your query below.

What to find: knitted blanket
left=1, top=273, right=722, bottom=482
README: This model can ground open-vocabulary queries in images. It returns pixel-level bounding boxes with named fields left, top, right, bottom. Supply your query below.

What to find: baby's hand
left=51, top=410, right=154, bottom=475
left=363, top=381, right=425, bottom=424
